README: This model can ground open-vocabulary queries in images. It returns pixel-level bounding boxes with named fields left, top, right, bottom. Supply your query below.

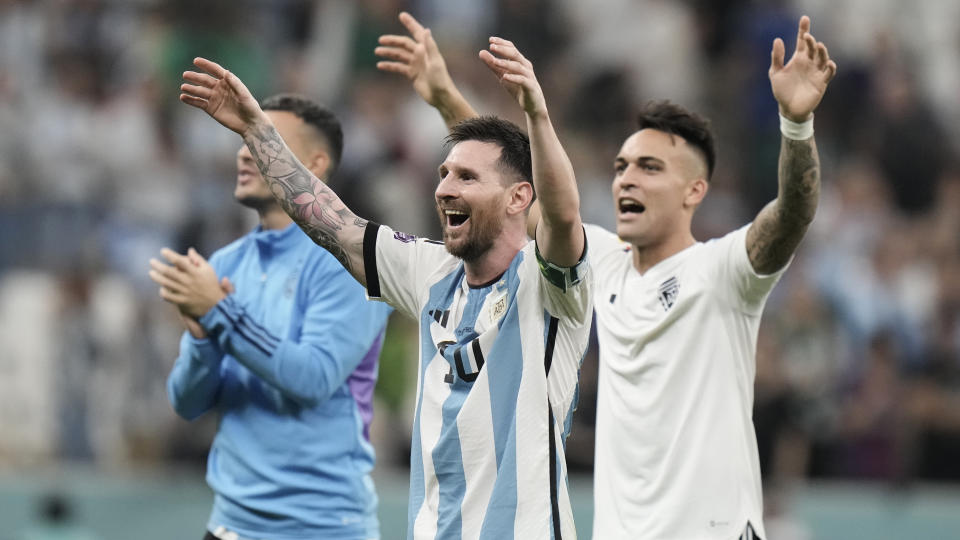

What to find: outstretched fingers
left=398, top=11, right=426, bottom=39
left=183, top=70, right=218, bottom=88
left=376, top=61, right=412, bottom=76
left=375, top=45, right=414, bottom=63
left=803, top=33, right=817, bottom=59
left=815, top=41, right=829, bottom=70
left=192, top=57, right=227, bottom=78
left=180, top=83, right=212, bottom=100
left=378, top=34, right=416, bottom=51
left=488, top=37, right=531, bottom=67
left=478, top=49, right=509, bottom=79
left=180, top=93, right=207, bottom=109
left=770, top=38, right=785, bottom=72
left=795, top=15, right=810, bottom=53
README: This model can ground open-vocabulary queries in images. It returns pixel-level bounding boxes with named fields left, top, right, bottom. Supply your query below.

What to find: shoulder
left=582, top=224, right=632, bottom=273
left=377, top=225, right=454, bottom=268
left=584, top=223, right=629, bottom=255
left=698, top=223, right=752, bottom=263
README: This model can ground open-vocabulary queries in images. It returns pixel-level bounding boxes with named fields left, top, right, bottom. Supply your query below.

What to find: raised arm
left=747, top=15, right=837, bottom=274
left=375, top=11, right=477, bottom=129
left=479, top=38, right=583, bottom=266
left=179, top=58, right=368, bottom=284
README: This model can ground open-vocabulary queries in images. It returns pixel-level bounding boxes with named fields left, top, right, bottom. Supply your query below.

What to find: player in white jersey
left=376, top=13, right=837, bottom=539
left=179, top=34, right=592, bottom=539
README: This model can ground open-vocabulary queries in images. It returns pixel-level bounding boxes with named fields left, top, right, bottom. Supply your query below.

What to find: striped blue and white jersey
left=363, top=223, right=593, bottom=540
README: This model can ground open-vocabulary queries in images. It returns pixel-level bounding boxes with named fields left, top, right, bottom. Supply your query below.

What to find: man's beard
left=439, top=204, right=502, bottom=262
left=237, top=194, right=278, bottom=213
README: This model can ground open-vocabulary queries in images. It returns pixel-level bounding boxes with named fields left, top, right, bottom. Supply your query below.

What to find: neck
left=462, top=229, right=527, bottom=287
left=631, top=229, right=696, bottom=274
left=259, top=204, right=294, bottom=231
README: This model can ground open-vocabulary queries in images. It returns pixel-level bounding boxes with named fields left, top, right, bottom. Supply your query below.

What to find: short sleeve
left=714, top=224, right=790, bottom=314
left=534, top=229, right=593, bottom=324
left=363, top=223, right=454, bottom=319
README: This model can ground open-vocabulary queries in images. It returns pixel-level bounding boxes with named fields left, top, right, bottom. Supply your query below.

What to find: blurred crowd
left=1, top=0, right=959, bottom=493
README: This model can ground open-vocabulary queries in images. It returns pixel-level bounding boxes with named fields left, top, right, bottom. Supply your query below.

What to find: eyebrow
left=614, top=156, right=666, bottom=167
left=438, top=163, right=480, bottom=179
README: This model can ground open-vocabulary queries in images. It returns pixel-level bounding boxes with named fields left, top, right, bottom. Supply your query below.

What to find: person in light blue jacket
left=149, top=94, right=392, bottom=540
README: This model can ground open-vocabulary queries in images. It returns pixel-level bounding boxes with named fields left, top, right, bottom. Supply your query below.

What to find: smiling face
left=435, top=140, right=516, bottom=261
left=612, top=129, right=708, bottom=248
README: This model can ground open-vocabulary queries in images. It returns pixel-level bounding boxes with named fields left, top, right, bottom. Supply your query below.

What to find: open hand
left=149, top=247, right=225, bottom=319
left=769, top=16, right=837, bottom=122
left=479, top=38, right=547, bottom=118
left=180, top=57, right=268, bottom=137
left=376, top=12, right=457, bottom=107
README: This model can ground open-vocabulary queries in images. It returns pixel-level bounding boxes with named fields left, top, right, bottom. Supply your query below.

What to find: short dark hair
left=445, top=116, right=532, bottom=186
left=261, top=93, right=343, bottom=175
left=636, top=100, right=716, bottom=180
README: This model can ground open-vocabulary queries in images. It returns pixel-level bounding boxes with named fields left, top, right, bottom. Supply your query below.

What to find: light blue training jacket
left=167, top=222, right=392, bottom=540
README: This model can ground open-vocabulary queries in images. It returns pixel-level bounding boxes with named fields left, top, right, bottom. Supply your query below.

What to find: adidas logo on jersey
left=658, top=276, right=679, bottom=311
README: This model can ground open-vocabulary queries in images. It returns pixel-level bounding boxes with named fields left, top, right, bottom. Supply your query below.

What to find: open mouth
left=445, top=209, right=470, bottom=228
left=618, top=198, right=646, bottom=214
left=237, top=170, right=258, bottom=184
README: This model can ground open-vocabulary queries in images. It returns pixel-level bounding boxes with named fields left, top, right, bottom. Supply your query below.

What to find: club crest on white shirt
left=658, top=276, right=679, bottom=311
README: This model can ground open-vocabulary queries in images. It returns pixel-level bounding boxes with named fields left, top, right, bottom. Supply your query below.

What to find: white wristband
left=779, top=113, right=814, bottom=140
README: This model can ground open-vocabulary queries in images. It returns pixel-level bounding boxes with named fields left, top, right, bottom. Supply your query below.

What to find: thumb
left=224, top=70, right=249, bottom=100
left=220, top=276, right=235, bottom=295
left=424, top=29, right=441, bottom=57
left=770, top=38, right=785, bottom=73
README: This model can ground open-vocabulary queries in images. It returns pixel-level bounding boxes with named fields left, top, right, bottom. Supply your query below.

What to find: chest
left=226, top=249, right=306, bottom=334
left=594, top=253, right=713, bottom=353
left=422, top=275, right=518, bottom=385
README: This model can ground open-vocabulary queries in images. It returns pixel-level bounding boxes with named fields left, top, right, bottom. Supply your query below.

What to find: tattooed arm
left=180, top=57, right=368, bottom=284
left=746, top=15, right=836, bottom=274
left=243, top=123, right=367, bottom=280
left=746, top=137, right=820, bottom=273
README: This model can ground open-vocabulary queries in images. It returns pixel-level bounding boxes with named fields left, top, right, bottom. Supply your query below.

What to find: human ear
left=684, top=177, right=708, bottom=208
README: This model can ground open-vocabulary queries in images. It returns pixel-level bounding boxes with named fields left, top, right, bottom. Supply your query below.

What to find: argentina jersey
left=363, top=223, right=593, bottom=539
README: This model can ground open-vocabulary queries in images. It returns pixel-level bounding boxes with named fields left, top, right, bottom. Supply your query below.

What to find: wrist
left=525, top=107, right=550, bottom=123
left=779, top=112, right=814, bottom=140
left=241, top=115, right=273, bottom=141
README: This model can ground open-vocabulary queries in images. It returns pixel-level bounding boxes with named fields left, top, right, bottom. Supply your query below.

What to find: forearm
left=528, top=112, right=583, bottom=266
left=197, top=295, right=374, bottom=406
left=166, top=333, right=224, bottom=420
left=433, top=87, right=478, bottom=130
left=748, top=135, right=820, bottom=273
left=777, top=135, right=820, bottom=225
left=242, top=122, right=367, bottom=282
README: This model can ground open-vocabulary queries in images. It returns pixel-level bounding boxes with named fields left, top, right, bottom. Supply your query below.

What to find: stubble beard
left=439, top=205, right=502, bottom=263
left=237, top=193, right=279, bottom=213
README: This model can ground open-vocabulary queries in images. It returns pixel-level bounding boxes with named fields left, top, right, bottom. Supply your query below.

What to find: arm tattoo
left=748, top=136, right=820, bottom=274
left=243, top=123, right=368, bottom=274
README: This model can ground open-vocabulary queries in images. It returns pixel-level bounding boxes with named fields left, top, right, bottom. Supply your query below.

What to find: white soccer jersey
left=587, top=223, right=787, bottom=540
left=363, top=223, right=593, bottom=540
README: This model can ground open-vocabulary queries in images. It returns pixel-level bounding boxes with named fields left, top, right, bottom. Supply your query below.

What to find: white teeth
left=619, top=198, right=644, bottom=212
left=445, top=210, right=467, bottom=215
